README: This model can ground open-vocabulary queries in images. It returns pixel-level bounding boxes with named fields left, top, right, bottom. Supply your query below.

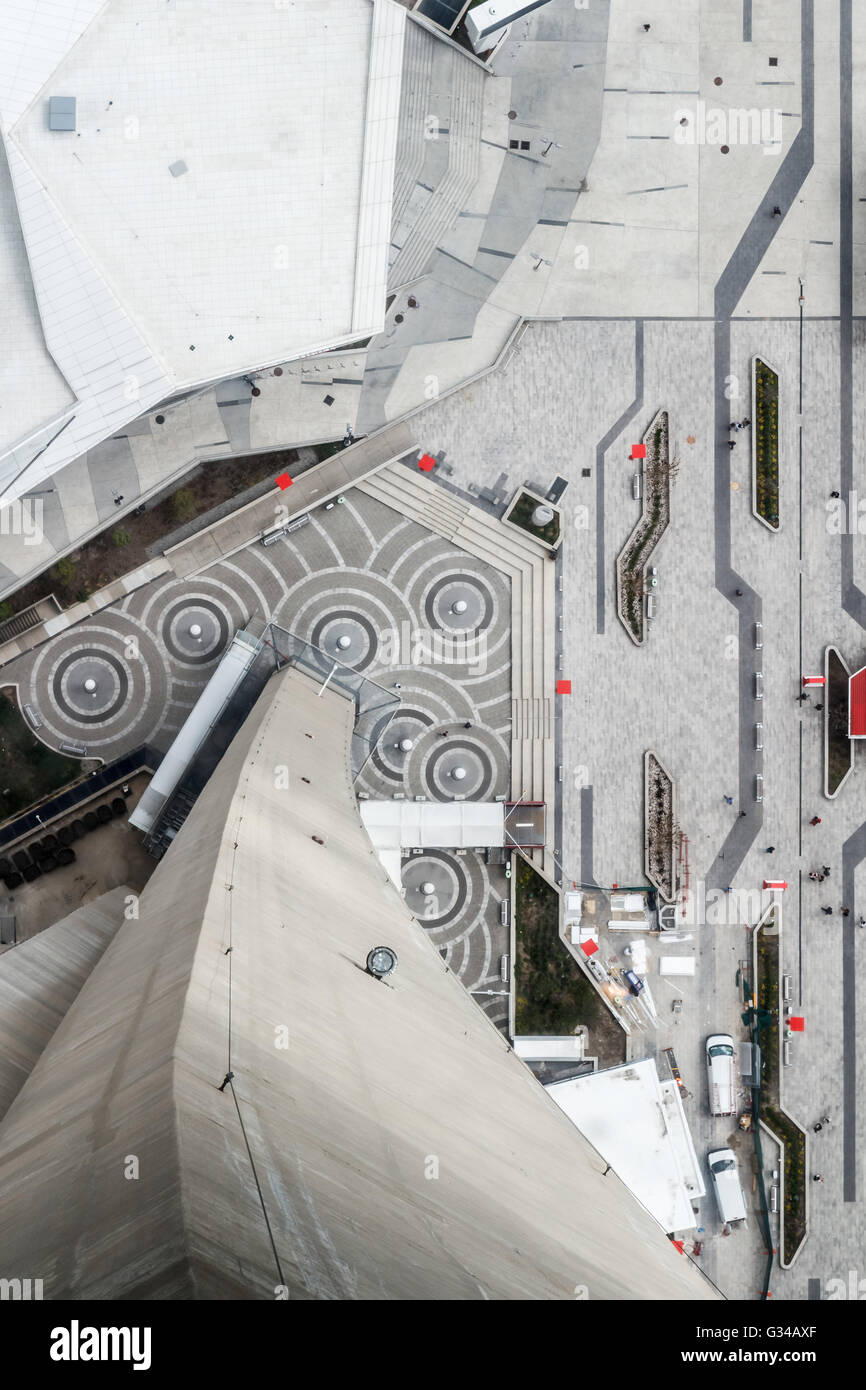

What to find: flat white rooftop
left=0, top=0, right=405, bottom=498
left=546, top=1058, right=705, bottom=1234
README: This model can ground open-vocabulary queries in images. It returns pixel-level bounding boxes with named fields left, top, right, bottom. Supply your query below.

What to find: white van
left=706, top=1033, right=736, bottom=1115
left=708, top=1149, right=747, bottom=1225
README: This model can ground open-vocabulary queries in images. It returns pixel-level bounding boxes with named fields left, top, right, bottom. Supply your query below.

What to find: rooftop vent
left=169, top=159, right=188, bottom=178
left=48, top=96, right=76, bottom=132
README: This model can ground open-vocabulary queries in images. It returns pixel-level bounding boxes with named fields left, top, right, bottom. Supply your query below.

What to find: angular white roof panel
left=0, top=0, right=404, bottom=501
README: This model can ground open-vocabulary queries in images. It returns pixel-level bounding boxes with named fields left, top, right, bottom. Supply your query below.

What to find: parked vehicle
left=708, top=1148, right=747, bottom=1225
left=706, top=1033, right=736, bottom=1115
left=623, top=969, right=643, bottom=996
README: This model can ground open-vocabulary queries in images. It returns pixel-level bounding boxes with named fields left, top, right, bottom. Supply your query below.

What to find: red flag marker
left=581, top=938, right=599, bottom=957
left=276, top=472, right=293, bottom=490
left=631, top=444, right=647, bottom=459
left=790, top=1016, right=805, bottom=1032
left=418, top=454, right=436, bottom=472
left=556, top=679, right=571, bottom=694
left=763, top=880, right=788, bottom=891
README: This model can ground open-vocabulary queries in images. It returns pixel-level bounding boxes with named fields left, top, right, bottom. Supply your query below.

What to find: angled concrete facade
left=0, top=668, right=717, bottom=1300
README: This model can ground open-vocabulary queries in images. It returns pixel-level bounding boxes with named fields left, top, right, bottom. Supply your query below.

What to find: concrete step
left=390, top=23, right=436, bottom=244
left=389, top=54, right=484, bottom=289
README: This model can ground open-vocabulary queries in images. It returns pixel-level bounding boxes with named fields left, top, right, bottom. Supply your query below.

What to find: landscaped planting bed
left=644, top=751, right=676, bottom=902
left=616, top=410, right=672, bottom=644
left=753, top=357, right=780, bottom=530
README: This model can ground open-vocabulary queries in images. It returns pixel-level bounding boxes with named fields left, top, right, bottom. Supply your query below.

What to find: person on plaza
left=822, top=906, right=833, bottom=915
left=821, top=1116, right=831, bottom=1126
left=823, top=865, right=831, bottom=875
left=812, top=1174, right=824, bottom=1183
left=727, top=440, right=736, bottom=450
left=740, top=418, right=751, bottom=428
left=809, top=871, right=818, bottom=881
left=766, top=845, right=775, bottom=853
left=842, top=907, right=850, bottom=918
left=817, top=873, right=825, bottom=883
left=643, top=22, right=651, bottom=30
left=815, top=703, right=824, bottom=711
left=810, top=816, right=822, bottom=826
left=830, top=490, right=840, bottom=499
left=859, top=917, right=866, bottom=928
left=813, top=1122, right=823, bottom=1133
left=723, top=795, right=733, bottom=804
left=735, top=588, right=744, bottom=596
left=772, top=206, right=782, bottom=217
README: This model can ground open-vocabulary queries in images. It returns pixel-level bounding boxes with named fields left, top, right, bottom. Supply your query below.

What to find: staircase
left=388, top=45, right=485, bottom=291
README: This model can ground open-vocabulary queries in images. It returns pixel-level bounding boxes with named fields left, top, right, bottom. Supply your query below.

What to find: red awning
left=850, top=667, right=866, bottom=737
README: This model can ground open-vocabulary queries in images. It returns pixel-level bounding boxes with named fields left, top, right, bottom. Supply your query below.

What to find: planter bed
left=752, top=357, right=780, bottom=531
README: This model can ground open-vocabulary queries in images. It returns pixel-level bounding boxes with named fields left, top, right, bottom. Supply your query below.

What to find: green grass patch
left=0, top=691, right=82, bottom=821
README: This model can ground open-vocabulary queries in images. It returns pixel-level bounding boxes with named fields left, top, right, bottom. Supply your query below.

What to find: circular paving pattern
left=52, top=648, right=129, bottom=724
left=424, top=572, right=495, bottom=635
left=369, top=709, right=433, bottom=783
left=402, top=851, right=467, bottom=927
left=309, top=610, right=378, bottom=671
left=423, top=736, right=496, bottom=801
left=161, top=598, right=229, bottom=666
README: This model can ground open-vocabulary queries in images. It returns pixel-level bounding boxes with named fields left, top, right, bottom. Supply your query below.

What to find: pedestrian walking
left=842, top=907, right=850, bottom=918
left=821, top=1116, right=831, bottom=1126
left=822, top=866, right=831, bottom=875
left=772, top=205, right=782, bottom=217
left=815, top=703, right=824, bottom=711
left=813, top=1123, right=823, bottom=1133
left=818, top=873, right=825, bottom=883
left=643, top=22, right=651, bottom=31
left=723, top=795, right=733, bottom=804
left=812, top=1174, right=824, bottom=1183
left=822, top=906, right=833, bottom=915
left=798, top=692, right=809, bottom=702
left=735, top=588, right=743, bottom=596
left=463, top=722, right=472, bottom=729
left=766, top=846, right=776, bottom=854
left=809, top=871, right=818, bottom=881
left=727, top=440, right=736, bottom=450
left=859, top=917, right=866, bottom=928
left=439, top=730, right=449, bottom=737
left=739, top=810, right=747, bottom=817
left=393, top=682, right=402, bottom=690
left=728, top=421, right=739, bottom=431
left=830, top=490, right=841, bottom=499
left=740, top=418, right=751, bottom=428
left=810, top=816, right=822, bottom=826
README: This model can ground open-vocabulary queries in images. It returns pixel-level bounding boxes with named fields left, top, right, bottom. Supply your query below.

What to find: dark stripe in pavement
left=706, top=0, right=814, bottom=891
left=743, top=0, right=752, bottom=42
left=594, top=319, right=644, bottom=634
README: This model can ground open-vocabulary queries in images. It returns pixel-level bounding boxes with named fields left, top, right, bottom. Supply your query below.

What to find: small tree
left=112, top=529, right=131, bottom=547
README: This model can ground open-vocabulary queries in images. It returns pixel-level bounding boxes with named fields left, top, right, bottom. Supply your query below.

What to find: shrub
left=171, top=487, right=196, bottom=522
left=112, top=529, right=131, bottom=547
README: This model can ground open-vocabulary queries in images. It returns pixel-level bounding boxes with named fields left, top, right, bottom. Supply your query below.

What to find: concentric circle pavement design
left=402, top=851, right=467, bottom=928
left=309, top=610, right=378, bottom=671
left=369, top=709, right=434, bottom=783
left=161, top=597, right=230, bottom=666
left=53, top=649, right=129, bottom=724
left=424, top=572, right=495, bottom=635
left=421, top=734, right=507, bottom=802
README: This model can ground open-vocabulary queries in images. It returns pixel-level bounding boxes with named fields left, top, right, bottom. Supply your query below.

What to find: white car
left=708, top=1149, right=747, bottom=1225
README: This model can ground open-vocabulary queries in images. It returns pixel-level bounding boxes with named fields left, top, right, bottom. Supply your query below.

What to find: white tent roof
left=360, top=800, right=505, bottom=849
